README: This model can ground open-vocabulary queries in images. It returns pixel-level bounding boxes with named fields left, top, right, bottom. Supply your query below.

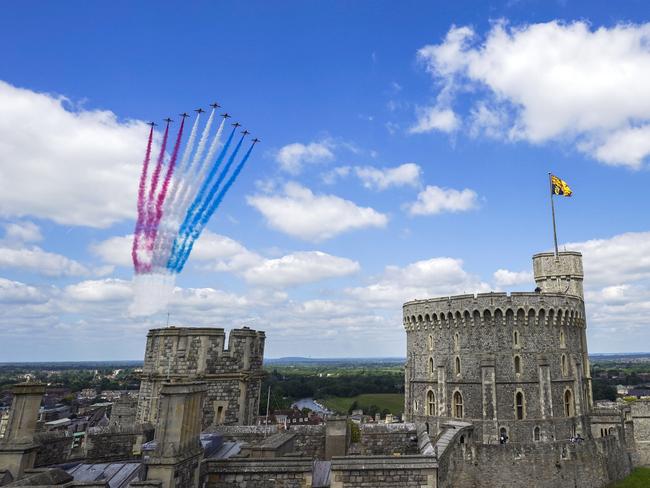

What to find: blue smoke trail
left=172, top=134, right=246, bottom=273
left=174, top=141, right=255, bottom=273
left=166, top=127, right=237, bottom=272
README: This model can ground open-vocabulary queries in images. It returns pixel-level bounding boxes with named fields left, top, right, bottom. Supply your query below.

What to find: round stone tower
left=403, top=252, right=593, bottom=444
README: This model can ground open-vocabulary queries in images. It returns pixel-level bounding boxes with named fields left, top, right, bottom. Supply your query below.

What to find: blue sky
left=1, top=1, right=650, bottom=360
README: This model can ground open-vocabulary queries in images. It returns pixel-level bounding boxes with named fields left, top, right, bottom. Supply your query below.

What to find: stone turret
left=533, top=251, right=584, bottom=298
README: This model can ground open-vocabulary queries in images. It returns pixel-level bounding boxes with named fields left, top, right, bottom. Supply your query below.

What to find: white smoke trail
left=165, top=115, right=226, bottom=271
left=129, top=272, right=176, bottom=317
left=151, top=114, right=202, bottom=272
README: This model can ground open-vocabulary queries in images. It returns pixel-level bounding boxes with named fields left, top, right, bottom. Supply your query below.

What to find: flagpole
left=548, top=172, right=559, bottom=258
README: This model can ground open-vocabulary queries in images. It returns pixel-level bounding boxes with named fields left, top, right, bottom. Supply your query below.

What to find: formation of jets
left=154, top=104, right=259, bottom=141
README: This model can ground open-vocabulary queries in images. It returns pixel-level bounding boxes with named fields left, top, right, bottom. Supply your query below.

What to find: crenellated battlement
left=403, top=291, right=585, bottom=330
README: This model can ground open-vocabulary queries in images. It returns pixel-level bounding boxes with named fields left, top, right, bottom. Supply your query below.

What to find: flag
left=551, top=174, right=572, bottom=197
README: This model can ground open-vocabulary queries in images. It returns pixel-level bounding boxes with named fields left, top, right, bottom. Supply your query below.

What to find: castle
left=0, top=250, right=649, bottom=487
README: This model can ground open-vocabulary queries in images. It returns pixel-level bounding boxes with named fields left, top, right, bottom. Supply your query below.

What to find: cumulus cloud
left=346, top=257, right=490, bottom=308
left=275, top=140, right=334, bottom=174
left=0, top=80, right=149, bottom=227
left=354, top=163, right=421, bottom=190
left=3, top=221, right=42, bottom=243
left=406, top=185, right=479, bottom=216
left=247, top=182, right=388, bottom=241
left=493, top=269, right=533, bottom=287
left=409, top=106, right=459, bottom=134
left=0, top=277, right=48, bottom=304
left=242, top=251, right=359, bottom=287
left=0, top=245, right=96, bottom=277
left=64, top=278, right=133, bottom=302
left=416, top=21, right=650, bottom=167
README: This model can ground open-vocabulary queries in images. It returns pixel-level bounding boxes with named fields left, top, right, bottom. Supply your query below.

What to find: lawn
left=609, top=468, right=650, bottom=487
left=320, top=393, right=404, bottom=415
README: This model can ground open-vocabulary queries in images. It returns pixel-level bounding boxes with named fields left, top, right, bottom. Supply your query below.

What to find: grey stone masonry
left=404, top=252, right=593, bottom=445
left=136, top=326, right=265, bottom=429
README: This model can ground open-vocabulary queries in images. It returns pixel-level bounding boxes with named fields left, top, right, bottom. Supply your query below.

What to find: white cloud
left=347, top=257, right=490, bottom=308
left=247, top=182, right=388, bottom=242
left=243, top=251, right=359, bottom=287
left=354, top=163, right=421, bottom=190
left=275, top=141, right=334, bottom=174
left=321, top=166, right=351, bottom=185
left=3, top=221, right=42, bottom=243
left=406, top=185, right=479, bottom=216
left=65, top=278, right=133, bottom=302
left=417, top=21, right=650, bottom=167
left=409, top=106, right=459, bottom=134
left=565, top=231, right=650, bottom=287
left=0, top=80, right=149, bottom=227
left=493, top=269, right=533, bottom=287
left=0, top=277, right=48, bottom=304
left=0, top=245, right=94, bottom=277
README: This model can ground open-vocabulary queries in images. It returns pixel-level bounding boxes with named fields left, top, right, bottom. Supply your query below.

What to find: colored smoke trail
left=150, top=114, right=202, bottom=273
left=141, top=117, right=186, bottom=272
left=172, top=134, right=247, bottom=273
left=167, top=126, right=237, bottom=272
left=174, top=141, right=255, bottom=273
left=131, top=126, right=154, bottom=272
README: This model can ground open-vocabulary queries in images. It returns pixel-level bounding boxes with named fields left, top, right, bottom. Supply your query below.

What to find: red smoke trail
left=142, top=117, right=186, bottom=272
left=131, top=125, right=154, bottom=273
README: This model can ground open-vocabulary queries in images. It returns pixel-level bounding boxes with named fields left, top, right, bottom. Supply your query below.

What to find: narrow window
left=428, top=334, right=433, bottom=350
left=513, top=330, right=519, bottom=347
left=561, top=354, right=568, bottom=376
left=216, top=406, right=224, bottom=424
left=455, top=356, right=461, bottom=376
left=454, top=333, right=460, bottom=351
left=427, top=390, right=435, bottom=416
left=564, top=389, right=573, bottom=417
left=560, top=330, right=566, bottom=348
left=534, top=426, right=541, bottom=441
left=453, top=391, right=463, bottom=418
left=514, top=355, right=522, bottom=375
left=515, top=391, right=525, bottom=420
left=429, top=357, right=434, bottom=374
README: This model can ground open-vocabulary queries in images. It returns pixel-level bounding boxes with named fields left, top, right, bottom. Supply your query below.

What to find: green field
left=320, top=393, right=404, bottom=415
left=609, top=468, right=650, bottom=487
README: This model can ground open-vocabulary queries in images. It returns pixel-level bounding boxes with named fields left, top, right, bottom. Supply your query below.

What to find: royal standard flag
left=551, top=174, right=572, bottom=197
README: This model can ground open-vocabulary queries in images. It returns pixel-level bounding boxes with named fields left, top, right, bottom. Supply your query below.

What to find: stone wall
left=136, top=327, right=265, bottom=429
left=438, top=435, right=632, bottom=488
left=631, top=399, right=650, bottom=466
left=86, top=425, right=153, bottom=462
left=209, top=425, right=277, bottom=444
left=358, top=423, right=418, bottom=455
left=330, top=456, right=437, bottom=488
left=203, top=457, right=313, bottom=488
left=289, top=425, right=325, bottom=459
left=34, top=432, right=72, bottom=467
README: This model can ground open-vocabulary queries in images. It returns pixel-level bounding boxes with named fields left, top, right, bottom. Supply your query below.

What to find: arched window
left=514, top=355, right=522, bottom=375
left=429, top=357, right=434, bottom=374
left=454, top=333, right=460, bottom=351
left=515, top=391, right=525, bottom=420
left=413, top=400, right=419, bottom=413
left=428, top=334, right=433, bottom=350
left=453, top=391, right=463, bottom=418
left=455, top=356, right=461, bottom=376
left=513, top=330, right=520, bottom=347
left=427, top=390, right=435, bottom=416
left=534, top=426, right=541, bottom=441
left=564, top=389, right=574, bottom=417
left=561, top=354, right=568, bottom=376
left=560, top=330, right=566, bottom=348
